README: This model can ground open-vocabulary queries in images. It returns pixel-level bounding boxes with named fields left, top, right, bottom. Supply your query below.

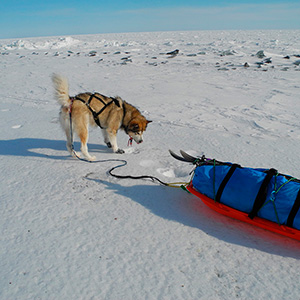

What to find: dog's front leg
left=102, top=129, right=112, bottom=148
left=106, top=128, right=124, bottom=154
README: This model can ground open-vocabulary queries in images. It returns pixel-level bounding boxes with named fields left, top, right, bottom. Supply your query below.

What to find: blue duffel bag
left=192, top=163, right=300, bottom=230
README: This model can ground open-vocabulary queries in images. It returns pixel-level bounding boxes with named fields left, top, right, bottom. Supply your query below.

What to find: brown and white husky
left=52, top=74, right=151, bottom=161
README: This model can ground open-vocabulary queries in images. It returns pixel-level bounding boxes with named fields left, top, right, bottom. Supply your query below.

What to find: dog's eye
left=131, top=124, right=139, bottom=131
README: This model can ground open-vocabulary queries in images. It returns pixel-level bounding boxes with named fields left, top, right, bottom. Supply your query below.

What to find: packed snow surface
left=1, top=30, right=300, bottom=300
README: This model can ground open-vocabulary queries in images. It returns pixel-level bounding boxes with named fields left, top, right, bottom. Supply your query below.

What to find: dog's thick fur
left=52, top=74, right=151, bottom=160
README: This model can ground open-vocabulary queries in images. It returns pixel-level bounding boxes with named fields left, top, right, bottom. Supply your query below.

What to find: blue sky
left=1, top=0, right=299, bottom=39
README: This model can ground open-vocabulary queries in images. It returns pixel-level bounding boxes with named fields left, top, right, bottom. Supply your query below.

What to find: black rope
left=108, top=163, right=170, bottom=186
left=71, top=149, right=170, bottom=186
left=73, top=150, right=171, bottom=186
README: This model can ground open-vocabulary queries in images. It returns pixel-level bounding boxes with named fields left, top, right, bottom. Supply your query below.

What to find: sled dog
left=52, top=74, right=151, bottom=161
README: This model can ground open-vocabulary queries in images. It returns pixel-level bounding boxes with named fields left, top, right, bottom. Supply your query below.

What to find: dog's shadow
left=86, top=176, right=300, bottom=259
left=0, top=138, right=107, bottom=160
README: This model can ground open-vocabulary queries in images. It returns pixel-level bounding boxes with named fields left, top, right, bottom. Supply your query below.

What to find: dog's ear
left=147, top=120, right=152, bottom=124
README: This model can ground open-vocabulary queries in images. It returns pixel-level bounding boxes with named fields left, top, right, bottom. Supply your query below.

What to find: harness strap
left=73, top=93, right=120, bottom=129
left=120, top=102, right=142, bottom=135
left=121, top=102, right=129, bottom=133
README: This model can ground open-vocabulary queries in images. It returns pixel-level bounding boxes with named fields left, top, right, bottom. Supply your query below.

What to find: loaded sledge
left=170, top=150, right=300, bottom=241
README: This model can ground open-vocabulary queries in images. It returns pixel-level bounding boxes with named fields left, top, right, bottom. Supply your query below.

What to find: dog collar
left=128, top=137, right=133, bottom=146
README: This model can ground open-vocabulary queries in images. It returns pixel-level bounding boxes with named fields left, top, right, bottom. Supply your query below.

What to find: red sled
left=186, top=182, right=300, bottom=241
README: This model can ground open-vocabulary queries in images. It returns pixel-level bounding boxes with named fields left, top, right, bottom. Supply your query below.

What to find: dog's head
left=127, top=117, right=152, bottom=144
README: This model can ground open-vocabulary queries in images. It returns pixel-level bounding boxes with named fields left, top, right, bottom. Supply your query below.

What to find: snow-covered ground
left=1, top=30, right=300, bottom=300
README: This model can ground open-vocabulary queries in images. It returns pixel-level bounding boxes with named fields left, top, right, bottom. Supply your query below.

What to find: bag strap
left=287, top=189, right=300, bottom=227
left=215, top=164, right=240, bottom=202
left=248, top=168, right=277, bottom=219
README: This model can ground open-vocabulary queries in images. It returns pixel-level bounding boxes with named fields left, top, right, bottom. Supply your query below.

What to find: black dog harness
left=70, top=93, right=121, bottom=129
left=69, top=94, right=142, bottom=136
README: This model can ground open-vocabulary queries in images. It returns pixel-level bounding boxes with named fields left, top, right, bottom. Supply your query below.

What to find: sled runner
left=170, top=150, right=300, bottom=241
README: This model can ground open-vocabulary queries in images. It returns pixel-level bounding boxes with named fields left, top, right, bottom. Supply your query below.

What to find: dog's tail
left=52, top=74, right=70, bottom=107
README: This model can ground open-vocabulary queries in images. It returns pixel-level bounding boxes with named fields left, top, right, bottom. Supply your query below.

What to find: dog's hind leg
left=60, top=111, right=79, bottom=158
left=77, top=125, right=96, bottom=161
left=65, top=125, right=75, bottom=156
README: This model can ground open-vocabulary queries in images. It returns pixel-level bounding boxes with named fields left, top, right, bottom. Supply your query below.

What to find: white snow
left=1, top=30, right=300, bottom=300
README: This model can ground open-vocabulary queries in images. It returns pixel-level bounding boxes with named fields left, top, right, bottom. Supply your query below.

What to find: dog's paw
left=106, top=142, right=112, bottom=148
left=71, top=151, right=80, bottom=158
left=116, top=148, right=125, bottom=154
left=86, top=155, right=96, bottom=161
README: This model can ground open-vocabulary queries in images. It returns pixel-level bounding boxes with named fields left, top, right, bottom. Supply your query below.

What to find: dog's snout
left=132, top=134, right=143, bottom=144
